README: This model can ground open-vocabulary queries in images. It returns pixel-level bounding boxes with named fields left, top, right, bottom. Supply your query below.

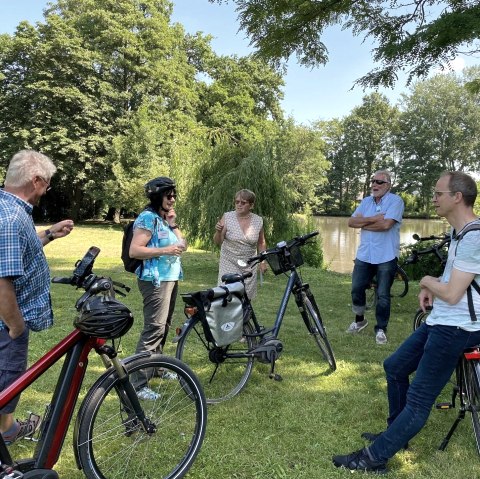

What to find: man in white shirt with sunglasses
left=346, top=170, right=405, bottom=345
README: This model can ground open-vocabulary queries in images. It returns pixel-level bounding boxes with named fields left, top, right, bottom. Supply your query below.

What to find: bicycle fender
left=171, top=317, right=195, bottom=343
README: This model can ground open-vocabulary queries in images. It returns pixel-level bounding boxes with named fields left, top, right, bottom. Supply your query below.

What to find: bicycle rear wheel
left=390, top=266, right=408, bottom=298
left=76, top=355, right=207, bottom=479
left=365, top=284, right=377, bottom=311
left=176, top=316, right=255, bottom=404
left=413, top=307, right=431, bottom=331
left=463, top=358, right=480, bottom=455
left=301, top=293, right=336, bottom=371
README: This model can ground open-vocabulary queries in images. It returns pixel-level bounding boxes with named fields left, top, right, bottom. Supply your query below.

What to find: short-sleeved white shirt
left=427, top=221, right=480, bottom=331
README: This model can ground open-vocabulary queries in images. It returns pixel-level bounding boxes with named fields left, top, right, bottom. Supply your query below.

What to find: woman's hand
left=215, top=219, right=224, bottom=232
left=163, top=244, right=184, bottom=257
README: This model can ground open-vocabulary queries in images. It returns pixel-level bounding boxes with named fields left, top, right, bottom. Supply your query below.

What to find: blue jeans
left=351, top=258, right=397, bottom=332
left=369, top=323, right=480, bottom=462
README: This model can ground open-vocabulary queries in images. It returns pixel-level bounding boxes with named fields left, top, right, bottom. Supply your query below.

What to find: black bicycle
left=174, top=231, right=336, bottom=404
left=365, top=264, right=409, bottom=311
left=366, top=232, right=450, bottom=311
left=410, top=233, right=450, bottom=330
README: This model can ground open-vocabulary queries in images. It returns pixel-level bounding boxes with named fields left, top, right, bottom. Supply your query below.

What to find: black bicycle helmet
left=144, top=176, right=176, bottom=198
left=74, top=296, right=134, bottom=339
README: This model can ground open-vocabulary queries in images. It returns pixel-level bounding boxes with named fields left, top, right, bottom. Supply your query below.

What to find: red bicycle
left=0, top=247, right=207, bottom=479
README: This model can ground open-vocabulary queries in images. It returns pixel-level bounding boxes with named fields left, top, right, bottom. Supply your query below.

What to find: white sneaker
left=136, top=386, right=160, bottom=400
left=160, top=371, right=178, bottom=380
left=346, top=319, right=368, bottom=333
left=376, top=329, right=387, bottom=345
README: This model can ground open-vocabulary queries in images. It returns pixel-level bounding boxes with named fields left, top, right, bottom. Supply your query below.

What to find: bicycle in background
left=366, top=232, right=450, bottom=311
left=174, top=231, right=336, bottom=404
left=0, top=247, right=207, bottom=479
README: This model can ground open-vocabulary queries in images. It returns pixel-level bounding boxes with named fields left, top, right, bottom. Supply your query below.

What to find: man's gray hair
left=4, top=150, right=57, bottom=188
left=374, top=170, right=392, bottom=184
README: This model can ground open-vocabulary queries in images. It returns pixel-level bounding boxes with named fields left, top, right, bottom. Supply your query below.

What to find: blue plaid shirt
left=0, top=190, right=53, bottom=331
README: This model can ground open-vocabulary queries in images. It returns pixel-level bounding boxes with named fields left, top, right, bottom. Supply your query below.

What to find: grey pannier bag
left=204, top=282, right=246, bottom=347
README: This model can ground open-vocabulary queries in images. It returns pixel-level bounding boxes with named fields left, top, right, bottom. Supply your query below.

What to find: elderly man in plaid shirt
left=0, top=150, right=74, bottom=445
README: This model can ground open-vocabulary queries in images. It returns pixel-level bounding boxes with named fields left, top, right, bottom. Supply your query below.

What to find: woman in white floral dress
left=214, top=189, right=267, bottom=299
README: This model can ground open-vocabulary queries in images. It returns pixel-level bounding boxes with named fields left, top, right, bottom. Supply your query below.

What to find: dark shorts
left=0, top=328, right=29, bottom=414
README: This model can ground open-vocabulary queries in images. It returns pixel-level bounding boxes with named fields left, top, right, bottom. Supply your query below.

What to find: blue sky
left=2, top=0, right=477, bottom=124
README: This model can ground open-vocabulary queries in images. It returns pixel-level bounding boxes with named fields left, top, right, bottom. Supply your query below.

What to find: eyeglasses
left=371, top=179, right=389, bottom=186
left=235, top=200, right=249, bottom=205
left=37, top=176, right=51, bottom=192
left=166, top=194, right=176, bottom=200
left=433, top=191, right=452, bottom=198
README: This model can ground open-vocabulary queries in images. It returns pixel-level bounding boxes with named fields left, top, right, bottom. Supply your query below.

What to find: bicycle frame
left=250, top=268, right=306, bottom=340
left=0, top=329, right=104, bottom=472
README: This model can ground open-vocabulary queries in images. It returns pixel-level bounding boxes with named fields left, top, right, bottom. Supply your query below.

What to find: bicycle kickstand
left=436, top=385, right=464, bottom=451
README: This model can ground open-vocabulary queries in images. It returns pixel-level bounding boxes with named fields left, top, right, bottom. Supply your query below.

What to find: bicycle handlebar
left=51, top=247, right=131, bottom=310
left=412, top=233, right=449, bottom=242
left=404, top=233, right=450, bottom=265
left=246, top=231, right=319, bottom=265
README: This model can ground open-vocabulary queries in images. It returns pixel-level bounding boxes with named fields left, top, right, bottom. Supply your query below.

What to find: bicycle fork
left=98, top=345, right=156, bottom=435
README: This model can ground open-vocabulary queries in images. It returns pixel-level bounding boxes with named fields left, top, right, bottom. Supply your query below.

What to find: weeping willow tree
left=178, top=122, right=329, bottom=267
left=180, top=140, right=289, bottom=245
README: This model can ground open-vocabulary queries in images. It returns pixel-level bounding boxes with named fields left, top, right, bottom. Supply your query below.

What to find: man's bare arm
left=0, top=278, right=25, bottom=338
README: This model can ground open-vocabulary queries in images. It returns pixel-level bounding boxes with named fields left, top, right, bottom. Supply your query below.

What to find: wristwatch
left=45, top=229, right=55, bottom=241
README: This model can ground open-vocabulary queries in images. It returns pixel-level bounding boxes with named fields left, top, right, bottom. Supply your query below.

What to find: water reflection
left=314, top=216, right=449, bottom=274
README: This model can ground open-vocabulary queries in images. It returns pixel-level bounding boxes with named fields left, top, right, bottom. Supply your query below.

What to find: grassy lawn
left=9, top=224, right=479, bottom=478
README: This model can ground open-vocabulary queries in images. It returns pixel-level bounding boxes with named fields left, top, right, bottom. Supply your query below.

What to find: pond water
left=314, top=216, right=449, bottom=274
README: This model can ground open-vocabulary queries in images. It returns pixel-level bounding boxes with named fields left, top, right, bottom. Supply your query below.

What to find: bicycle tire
left=365, top=284, right=377, bottom=311
left=463, top=358, right=480, bottom=455
left=391, top=266, right=409, bottom=298
left=176, top=316, right=255, bottom=404
left=413, top=307, right=431, bottom=331
left=301, top=294, right=336, bottom=371
left=76, top=355, right=207, bottom=479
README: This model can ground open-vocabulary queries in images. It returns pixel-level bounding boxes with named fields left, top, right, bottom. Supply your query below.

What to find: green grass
left=10, top=224, right=480, bottom=478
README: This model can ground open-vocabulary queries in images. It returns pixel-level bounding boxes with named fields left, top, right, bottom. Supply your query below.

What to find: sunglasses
left=166, top=194, right=176, bottom=200
left=371, top=179, right=389, bottom=186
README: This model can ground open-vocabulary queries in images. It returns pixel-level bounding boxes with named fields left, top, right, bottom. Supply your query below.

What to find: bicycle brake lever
left=112, top=281, right=131, bottom=293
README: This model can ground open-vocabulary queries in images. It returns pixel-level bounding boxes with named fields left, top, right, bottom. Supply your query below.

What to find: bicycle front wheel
left=301, top=293, right=336, bottom=371
left=463, top=358, right=480, bottom=455
left=76, top=355, right=207, bottom=479
left=176, top=316, right=255, bottom=404
left=391, top=266, right=408, bottom=298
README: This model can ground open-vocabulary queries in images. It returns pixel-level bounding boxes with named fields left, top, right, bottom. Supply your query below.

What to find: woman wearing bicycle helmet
left=129, top=176, right=186, bottom=400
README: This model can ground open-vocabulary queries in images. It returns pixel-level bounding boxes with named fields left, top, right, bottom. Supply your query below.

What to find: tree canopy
left=211, top=0, right=480, bottom=88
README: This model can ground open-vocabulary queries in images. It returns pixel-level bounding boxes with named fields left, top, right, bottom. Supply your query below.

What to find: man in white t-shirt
left=333, top=171, right=480, bottom=473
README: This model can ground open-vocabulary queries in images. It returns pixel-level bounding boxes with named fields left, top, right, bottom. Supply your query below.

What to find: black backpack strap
left=452, top=221, right=480, bottom=322
left=467, top=280, right=480, bottom=322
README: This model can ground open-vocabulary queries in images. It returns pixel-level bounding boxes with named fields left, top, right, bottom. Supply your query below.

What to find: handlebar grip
left=301, top=231, right=319, bottom=241
left=51, top=277, right=74, bottom=285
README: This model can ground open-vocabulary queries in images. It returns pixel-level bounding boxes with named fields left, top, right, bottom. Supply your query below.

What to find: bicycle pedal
left=23, top=436, right=39, bottom=443
left=436, top=402, right=454, bottom=410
